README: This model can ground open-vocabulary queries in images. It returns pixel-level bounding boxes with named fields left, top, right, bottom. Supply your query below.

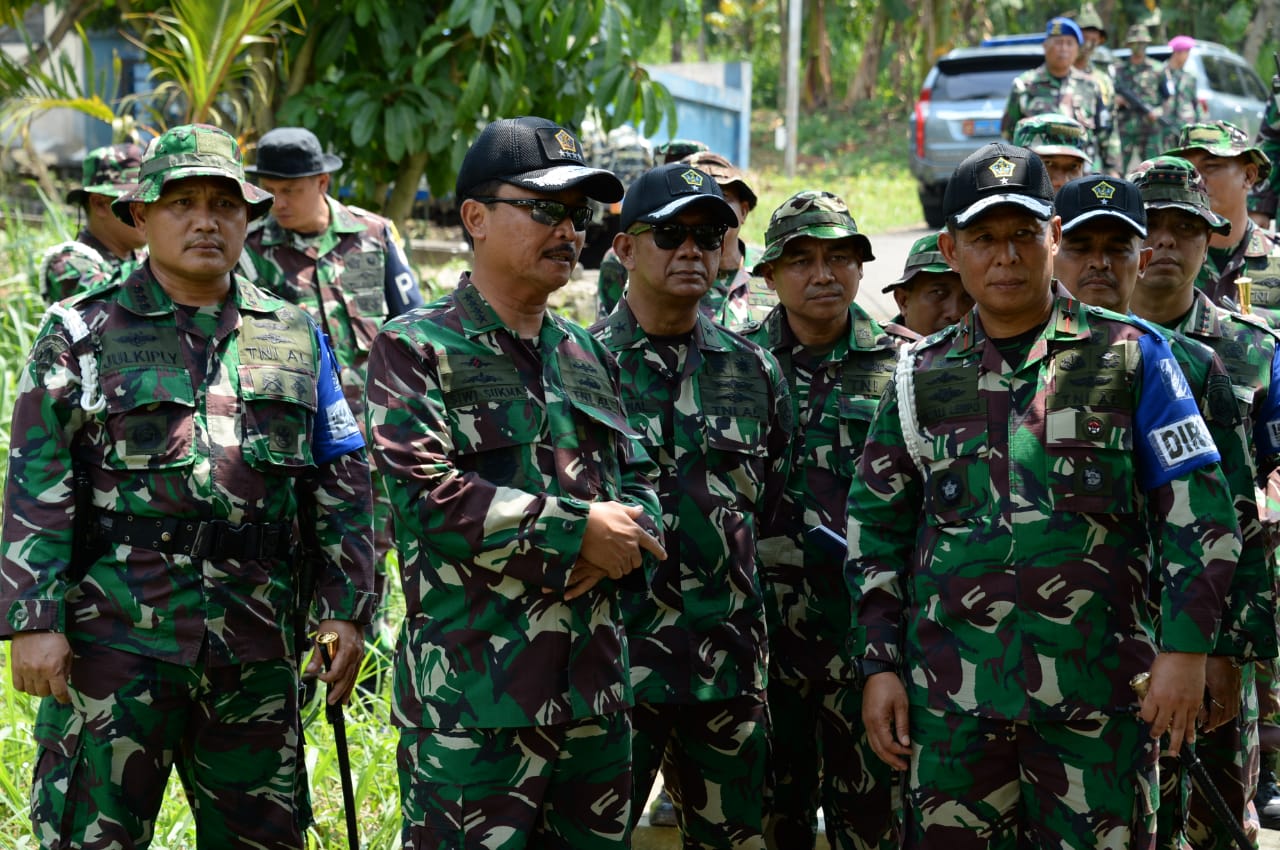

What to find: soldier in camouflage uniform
left=596, top=150, right=775, bottom=326
left=655, top=139, right=710, bottom=163
left=239, top=126, right=422, bottom=668
left=1121, top=157, right=1280, bottom=850
left=1002, top=17, right=1122, bottom=175
left=1163, top=122, right=1280, bottom=327
left=590, top=162, right=793, bottom=848
left=1013, top=113, right=1091, bottom=192
left=1071, top=5, right=1117, bottom=150
left=739, top=190, right=898, bottom=850
left=880, top=232, right=971, bottom=339
left=363, top=116, right=666, bottom=849
left=41, top=143, right=147, bottom=302
left=1114, top=25, right=1172, bottom=171
left=849, top=142, right=1241, bottom=849
left=1, top=124, right=377, bottom=850
left=1163, top=37, right=1206, bottom=151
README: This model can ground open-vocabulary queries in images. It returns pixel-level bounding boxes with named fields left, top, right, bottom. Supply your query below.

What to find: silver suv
left=909, top=39, right=1267, bottom=229
left=908, top=44, right=1044, bottom=229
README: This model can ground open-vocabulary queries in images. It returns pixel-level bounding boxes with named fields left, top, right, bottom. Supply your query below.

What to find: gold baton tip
left=316, top=631, right=339, bottom=646
left=1130, top=671, right=1151, bottom=699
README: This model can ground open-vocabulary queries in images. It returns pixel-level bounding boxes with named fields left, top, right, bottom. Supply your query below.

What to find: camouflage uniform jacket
left=1115, top=58, right=1170, bottom=161
left=364, top=274, right=664, bottom=730
left=1250, top=95, right=1280, bottom=220
left=1162, top=65, right=1204, bottom=149
left=40, top=229, right=144, bottom=303
left=242, top=196, right=422, bottom=418
left=595, top=242, right=776, bottom=326
left=591, top=300, right=794, bottom=704
left=1166, top=291, right=1280, bottom=659
left=1195, top=218, right=1280, bottom=328
left=1002, top=65, right=1122, bottom=174
left=848, top=296, right=1239, bottom=721
left=0, top=264, right=377, bottom=666
left=742, top=303, right=897, bottom=683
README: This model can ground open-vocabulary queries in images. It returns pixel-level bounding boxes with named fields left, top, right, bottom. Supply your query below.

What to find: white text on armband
left=327, top=400, right=361, bottom=441
left=1151, top=415, right=1216, bottom=471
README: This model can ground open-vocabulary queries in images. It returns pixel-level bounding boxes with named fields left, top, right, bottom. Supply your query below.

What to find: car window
left=1201, top=56, right=1236, bottom=94
left=935, top=68, right=1025, bottom=101
left=1239, top=63, right=1268, bottom=100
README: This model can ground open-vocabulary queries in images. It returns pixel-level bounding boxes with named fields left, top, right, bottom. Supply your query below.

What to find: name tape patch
left=1150, top=414, right=1216, bottom=471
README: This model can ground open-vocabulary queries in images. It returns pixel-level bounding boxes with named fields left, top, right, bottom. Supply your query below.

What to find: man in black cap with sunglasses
left=364, top=116, right=666, bottom=849
left=241, top=127, right=423, bottom=660
left=591, top=163, right=793, bottom=847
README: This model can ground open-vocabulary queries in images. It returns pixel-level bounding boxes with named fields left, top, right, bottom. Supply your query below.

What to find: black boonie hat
left=619, top=163, right=739, bottom=231
left=943, top=142, right=1055, bottom=228
left=245, top=127, right=342, bottom=178
left=1055, top=176, right=1147, bottom=237
left=455, top=116, right=624, bottom=203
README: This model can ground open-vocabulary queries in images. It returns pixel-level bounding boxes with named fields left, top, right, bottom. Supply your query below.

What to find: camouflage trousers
left=398, top=710, right=632, bottom=850
left=1119, top=125, right=1165, bottom=173
left=905, top=706, right=1158, bottom=850
left=631, top=693, right=769, bottom=849
left=30, top=643, right=306, bottom=849
left=1156, top=662, right=1260, bottom=850
left=763, top=677, right=899, bottom=850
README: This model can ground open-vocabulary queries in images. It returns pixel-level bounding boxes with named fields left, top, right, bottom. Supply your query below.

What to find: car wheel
left=919, top=185, right=946, bottom=229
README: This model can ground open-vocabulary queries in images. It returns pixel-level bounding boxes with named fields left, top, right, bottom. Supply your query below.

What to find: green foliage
left=120, top=0, right=301, bottom=132
left=0, top=24, right=121, bottom=147
left=278, top=0, right=681, bottom=217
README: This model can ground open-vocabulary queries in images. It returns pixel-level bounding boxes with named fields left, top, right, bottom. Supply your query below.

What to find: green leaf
left=455, top=60, right=490, bottom=121
left=469, top=0, right=496, bottom=38
left=351, top=98, right=381, bottom=148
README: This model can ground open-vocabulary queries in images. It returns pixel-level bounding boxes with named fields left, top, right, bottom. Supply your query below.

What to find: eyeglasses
left=471, top=197, right=593, bottom=231
left=629, top=222, right=728, bottom=251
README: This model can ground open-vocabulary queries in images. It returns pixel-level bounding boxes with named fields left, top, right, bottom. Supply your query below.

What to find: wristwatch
left=856, top=657, right=898, bottom=687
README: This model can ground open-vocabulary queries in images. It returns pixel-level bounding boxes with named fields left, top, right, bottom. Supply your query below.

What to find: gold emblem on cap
left=1050, top=22, right=1063, bottom=35
left=988, top=157, right=1016, bottom=182
left=681, top=169, right=704, bottom=188
left=554, top=129, right=577, bottom=154
left=1091, top=181, right=1116, bottom=203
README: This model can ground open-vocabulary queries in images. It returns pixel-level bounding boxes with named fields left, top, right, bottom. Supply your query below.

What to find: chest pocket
left=440, top=353, right=543, bottom=490
left=1045, top=344, right=1136, bottom=514
left=240, top=365, right=318, bottom=473
left=702, top=353, right=771, bottom=504
left=914, top=363, right=990, bottom=526
left=99, top=328, right=196, bottom=470
left=338, top=248, right=388, bottom=351
left=837, top=353, right=893, bottom=474
left=561, top=358, right=630, bottom=499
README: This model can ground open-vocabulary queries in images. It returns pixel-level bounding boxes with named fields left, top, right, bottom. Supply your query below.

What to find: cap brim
left=1062, top=207, right=1146, bottom=237
left=952, top=194, right=1054, bottom=228
left=759, top=226, right=876, bottom=265
left=1031, top=145, right=1089, bottom=160
left=881, top=263, right=955, bottom=293
left=67, top=183, right=136, bottom=205
left=112, top=170, right=273, bottom=226
left=635, top=194, right=739, bottom=229
left=244, top=153, right=343, bottom=178
left=1144, top=200, right=1232, bottom=235
left=506, top=164, right=624, bottom=203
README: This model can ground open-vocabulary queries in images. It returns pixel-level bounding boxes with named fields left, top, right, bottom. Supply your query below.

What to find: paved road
left=857, top=224, right=935, bottom=324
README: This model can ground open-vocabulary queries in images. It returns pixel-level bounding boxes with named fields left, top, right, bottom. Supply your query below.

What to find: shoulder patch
left=31, top=333, right=70, bottom=380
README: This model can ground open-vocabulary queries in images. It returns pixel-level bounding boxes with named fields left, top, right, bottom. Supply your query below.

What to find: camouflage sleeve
left=1097, top=87, right=1123, bottom=175
left=1198, top=369, right=1272, bottom=659
left=1000, top=77, right=1025, bottom=139
left=364, top=324, right=591, bottom=590
left=1253, top=97, right=1280, bottom=219
left=0, top=314, right=94, bottom=635
left=846, top=382, right=923, bottom=664
left=306, top=325, right=377, bottom=624
left=596, top=251, right=627, bottom=321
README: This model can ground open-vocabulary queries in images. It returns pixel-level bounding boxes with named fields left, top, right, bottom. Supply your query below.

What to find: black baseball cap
left=455, top=116, right=624, bottom=203
left=943, top=142, right=1055, bottom=228
left=1055, top=176, right=1147, bottom=237
left=245, top=127, right=343, bottom=178
left=619, top=163, right=739, bottom=231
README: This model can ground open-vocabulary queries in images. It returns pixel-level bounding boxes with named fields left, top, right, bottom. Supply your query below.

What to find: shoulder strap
left=893, top=340, right=926, bottom=475
left=45, top=303, right=105, bottom=413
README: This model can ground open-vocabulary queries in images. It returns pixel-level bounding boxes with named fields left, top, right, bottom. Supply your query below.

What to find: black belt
left=90, top=510, right=292, bottom=561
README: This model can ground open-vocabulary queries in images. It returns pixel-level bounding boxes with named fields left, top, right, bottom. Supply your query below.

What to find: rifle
left=1115, top=81, right=1176, bottom=132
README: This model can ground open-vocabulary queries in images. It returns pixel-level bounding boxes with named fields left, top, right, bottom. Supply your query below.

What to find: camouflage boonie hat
left=882, top=232, right=953, bottom=293
left=753, top=190, right=875, bottom=273
left=112, top=124, right=273, bottom=227
left=1012, top=113, right=1090, bottom=162
left=680, top=151, right=758, bottom=210
left=66, top=143, right=144, bottom=205
left=655, top=138, right=710, bottom=163
left=1164, top=121, right=1271, bottom=185
left=1128, top=155, right=1231, bottom=235
left=1125, top=24, right=1152, bottom=44
left=1074, top=4, right=1106, bottom=39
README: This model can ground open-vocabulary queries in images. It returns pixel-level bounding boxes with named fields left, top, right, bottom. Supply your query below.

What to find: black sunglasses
left=630, top=222, right=728, bottom=251
left=472, top=197, right=593, bottom=231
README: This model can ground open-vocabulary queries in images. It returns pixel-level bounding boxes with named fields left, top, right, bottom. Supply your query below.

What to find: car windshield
left=935, top=68, right=1025, bottom=101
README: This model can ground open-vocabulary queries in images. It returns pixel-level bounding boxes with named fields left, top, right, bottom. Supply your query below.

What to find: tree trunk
left=887, top=16, right=907, bottom=104
left=384, top=151, right=428, bottom=232
left=18, top=0, right=100, bottom=73
left=846, top=4, right=888, bottom=105
left=776, top=0, right=788, bottom=114
left=803, top=0, right=831, bottom=109
left=1243, top=0, right=1279, bottom=67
